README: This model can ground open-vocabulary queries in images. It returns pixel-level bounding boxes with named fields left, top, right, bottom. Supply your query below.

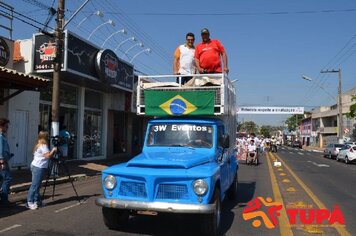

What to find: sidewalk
left=9, top=156, right=131, bottom=194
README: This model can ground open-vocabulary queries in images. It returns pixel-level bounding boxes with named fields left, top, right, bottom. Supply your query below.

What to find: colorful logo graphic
left=242, top=197, right=282, bottom=229
left=36, top=41, right=56, bottom=62
left=243, top=197, right=346, bottom=229
left=159, top=95, right=197, bottom=115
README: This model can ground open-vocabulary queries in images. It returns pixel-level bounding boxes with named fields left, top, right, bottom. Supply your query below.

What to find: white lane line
left=298, top=152, right=304, bottom=155
left=0, top=224, right=22, bottom=234
left=54, top=201, right=86, bottom=213
left=289, top=151, right=293, bottom=154
left=307, top=160, right=330, bottom=167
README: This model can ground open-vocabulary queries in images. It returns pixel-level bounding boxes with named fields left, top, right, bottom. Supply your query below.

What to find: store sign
left=237, top=106, right=304, bottom=114
left=66, top=32, right=98, bottom=79
left=33, top=31, right=134, bottom=92
left=33, top=34, right=63, bottom=72
left=0, top=37, right=10, bottom=66
left=95, top=49, right=134, bottom=91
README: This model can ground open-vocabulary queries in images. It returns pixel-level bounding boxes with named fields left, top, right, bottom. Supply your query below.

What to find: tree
left=285, top=114, right=304, bottom=132
left=260, top=125, right=272, bottom=137
left=239, top=121, right=258, bottom=134
left=346, top=94, right=356, bottom=119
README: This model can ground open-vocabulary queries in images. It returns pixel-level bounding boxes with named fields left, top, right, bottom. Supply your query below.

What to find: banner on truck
left=144, top=90, right=215, bottom=116
left=237, top=106, right=304, bottom=114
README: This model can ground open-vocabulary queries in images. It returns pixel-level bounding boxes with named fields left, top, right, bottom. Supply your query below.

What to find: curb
left=10, top=174, right=88, bottom=194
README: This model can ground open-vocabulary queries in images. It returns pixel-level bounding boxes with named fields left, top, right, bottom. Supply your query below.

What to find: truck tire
left=201, top=189, right=221, bottom=236
left=102, top=207, right=129, bottom=230
left=227, top=172, right=238, bottom=200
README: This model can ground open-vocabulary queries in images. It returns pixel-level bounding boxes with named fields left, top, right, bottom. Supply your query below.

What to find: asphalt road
left=0, top=147, right=355, bottom=235
left=276, top=146, right=356, bottom=235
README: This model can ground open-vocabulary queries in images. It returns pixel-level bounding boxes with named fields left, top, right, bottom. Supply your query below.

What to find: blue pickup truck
left=96, top=74, right=238, bottom=236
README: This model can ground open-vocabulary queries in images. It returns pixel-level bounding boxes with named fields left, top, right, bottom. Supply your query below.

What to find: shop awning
left=0, top=66, right=50, bottom=90
left=0, top=66, right=50, bottom=103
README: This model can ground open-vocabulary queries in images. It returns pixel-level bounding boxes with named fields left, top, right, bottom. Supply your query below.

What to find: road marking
left=54, top=201, right=86, bottom=213
left=307, top=160, right=330, bottom=168
left=297, top=152, right=304, bottom=155
left=266, top=152, right=293, bottom=236
left=289, top=152, right=293, bottom=154
left=0, top=224, right=22, bottom=234
left=276, top=154, right=351, bottom=236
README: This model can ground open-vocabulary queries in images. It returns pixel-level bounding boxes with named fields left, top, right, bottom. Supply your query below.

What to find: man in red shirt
left=194, top=28, right=229, bottom=74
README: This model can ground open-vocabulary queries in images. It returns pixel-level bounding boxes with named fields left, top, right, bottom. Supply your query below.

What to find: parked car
left=336, top=144, right=356, bottom=164
left=292, top=140, right=302, bottom=148
left=323, top=143, right=344, bottom=159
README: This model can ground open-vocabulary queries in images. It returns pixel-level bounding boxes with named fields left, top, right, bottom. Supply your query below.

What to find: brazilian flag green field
left=144, top=90, right=215, bottom=116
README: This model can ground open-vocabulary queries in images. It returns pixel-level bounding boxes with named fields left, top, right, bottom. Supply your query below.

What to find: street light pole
left=52, top=0, right=65, bottom=137
left=321, top=69, right=343, bottom=142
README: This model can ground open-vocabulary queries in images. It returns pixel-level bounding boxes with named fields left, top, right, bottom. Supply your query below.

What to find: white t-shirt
left=248, top=144, right=257, bottom=153
left=31, top=144, right=50, bottom=168
left=175, top=44, right=195, bottom=75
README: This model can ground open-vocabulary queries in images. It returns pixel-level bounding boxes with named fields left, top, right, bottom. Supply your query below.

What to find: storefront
left=0, top=36, right=50, bottom=168
left=4, top=30, right=147, bottom=167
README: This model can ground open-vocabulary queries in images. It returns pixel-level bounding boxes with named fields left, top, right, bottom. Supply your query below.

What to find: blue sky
left=3, top=0, right=356, bottom=126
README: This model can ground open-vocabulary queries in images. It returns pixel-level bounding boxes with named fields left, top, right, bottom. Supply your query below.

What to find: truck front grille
left=119, top=181, right=147, bottom=198
left=156, top=184, right=189, bottom=200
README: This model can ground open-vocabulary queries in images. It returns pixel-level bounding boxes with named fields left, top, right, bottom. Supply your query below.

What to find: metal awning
left=0, top=66, right=50, bottom=103
left=0, top=66, right=50, bottom=90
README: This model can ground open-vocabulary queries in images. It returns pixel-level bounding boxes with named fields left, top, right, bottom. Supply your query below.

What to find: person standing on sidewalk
left=173, top=32, right=196, bottom=84
left=0, top=118, right=13, bottom=206
left=27, top=131, right=57, bottom=210
left=194, top=28, right=229, bottom=74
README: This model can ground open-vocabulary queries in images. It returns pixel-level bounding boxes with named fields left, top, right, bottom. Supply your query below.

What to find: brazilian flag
left=144, top=90, right=215, bottom=116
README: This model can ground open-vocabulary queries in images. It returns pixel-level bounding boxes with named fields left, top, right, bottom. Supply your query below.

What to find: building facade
left=310, top=87, right=356, bottom=148
left=1, top=31, right=148, bottom=169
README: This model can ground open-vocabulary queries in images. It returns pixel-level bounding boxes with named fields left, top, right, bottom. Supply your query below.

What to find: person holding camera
left=27, top=131, right=57, bottom=210
left=0, top=118, right=13, bottom=206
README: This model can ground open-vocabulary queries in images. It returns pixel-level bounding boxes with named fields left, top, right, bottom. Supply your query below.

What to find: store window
left=39, top=84, right=79, bottom=159
left=83, top=90, right=103, bottom=158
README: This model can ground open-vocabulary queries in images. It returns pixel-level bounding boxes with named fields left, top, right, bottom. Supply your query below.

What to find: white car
left=336, top=144, right=356, bottom=164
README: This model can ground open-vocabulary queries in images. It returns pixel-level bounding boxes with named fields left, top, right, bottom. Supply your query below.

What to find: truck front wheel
left=102, top=207, right=129, bottom=230
left=201, top=189, right=221, bottom=236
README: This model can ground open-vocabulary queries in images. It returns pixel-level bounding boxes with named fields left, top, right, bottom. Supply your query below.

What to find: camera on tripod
left=51, top=133, right=76, bottom=147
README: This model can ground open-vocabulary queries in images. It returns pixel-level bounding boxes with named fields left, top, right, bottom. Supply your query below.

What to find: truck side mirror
left=219, top=134, right=230, bottom=148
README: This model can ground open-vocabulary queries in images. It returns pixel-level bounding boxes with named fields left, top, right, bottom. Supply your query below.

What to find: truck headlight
left=104, top=175, right=117, bottom=190
left=192, top=179, right=208, bottom=196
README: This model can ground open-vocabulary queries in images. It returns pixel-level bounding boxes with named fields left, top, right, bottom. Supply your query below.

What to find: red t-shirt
left=194, top=39, right=225, bottom=73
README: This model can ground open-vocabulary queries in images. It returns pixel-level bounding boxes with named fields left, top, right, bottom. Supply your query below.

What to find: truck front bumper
left=95, top=197, right=215, bottom=214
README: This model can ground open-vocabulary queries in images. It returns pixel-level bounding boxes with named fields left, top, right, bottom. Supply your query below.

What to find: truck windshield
left=147, top=124, right=213, bottom=148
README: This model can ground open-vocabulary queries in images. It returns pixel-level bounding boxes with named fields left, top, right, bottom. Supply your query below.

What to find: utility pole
left=51, top=0, right=65, bottom=137
left=321, top=69, right=343, bottom=142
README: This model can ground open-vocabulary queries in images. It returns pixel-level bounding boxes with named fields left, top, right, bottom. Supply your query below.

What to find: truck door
left=217, top=125, right=230, bottom=191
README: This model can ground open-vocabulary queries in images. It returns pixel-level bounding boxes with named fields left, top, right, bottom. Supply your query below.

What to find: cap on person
left=201, top=28, right=210, bottom=34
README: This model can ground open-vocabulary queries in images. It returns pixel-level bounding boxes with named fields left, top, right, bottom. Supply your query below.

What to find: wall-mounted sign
left=33, top=34, right=63, bottom=72
left=33, top=31, right=134, bottom=92
left=0, top=37, right=10, bottom=66
left=237, top=106, right=304, bottom=114
left=95, top=49, right=134, bottom=91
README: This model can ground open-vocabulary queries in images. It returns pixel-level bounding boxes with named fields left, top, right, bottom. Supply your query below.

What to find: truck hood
left=126, top=151, right=212, bottom=169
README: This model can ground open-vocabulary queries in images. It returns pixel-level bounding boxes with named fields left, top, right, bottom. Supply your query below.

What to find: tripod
left=42, top=149, right=81, bottom=203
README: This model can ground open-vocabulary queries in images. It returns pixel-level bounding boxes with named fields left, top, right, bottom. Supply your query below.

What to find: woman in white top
left=27, top=131, right=57, bottom=210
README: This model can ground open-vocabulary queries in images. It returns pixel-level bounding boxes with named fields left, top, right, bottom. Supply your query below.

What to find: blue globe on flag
left=170, top=98, right=187, bottom=115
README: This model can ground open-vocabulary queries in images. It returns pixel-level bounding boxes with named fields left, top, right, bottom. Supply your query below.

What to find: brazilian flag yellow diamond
left=159, top=95, right=197, bottom=115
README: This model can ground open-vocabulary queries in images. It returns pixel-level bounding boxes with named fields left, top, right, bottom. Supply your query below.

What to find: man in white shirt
left=173, top=32, right=196, bottom=84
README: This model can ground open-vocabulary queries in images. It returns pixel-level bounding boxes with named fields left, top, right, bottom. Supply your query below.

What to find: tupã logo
left=37, top=41, right=56, bottom=63
left=242, top=197, right=283, bottom=229
left=159, top=95, right=197, bottom=115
